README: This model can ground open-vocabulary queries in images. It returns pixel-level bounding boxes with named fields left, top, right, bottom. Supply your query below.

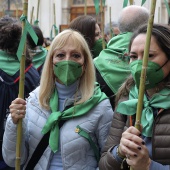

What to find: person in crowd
left=94, top=5, right=149, bottom=109
left=104, top=21, right=120, bottom=43
left=0, top=16, right=40, bottom=170
left=99, top=23, right=170, bottom=170
left=43, top=37, right=51, bottom=50
left=68, top=15, right=105, bottom=58
left=27, top=25, right=48, bottom=75
left=2, top=29, right=113, bottom=170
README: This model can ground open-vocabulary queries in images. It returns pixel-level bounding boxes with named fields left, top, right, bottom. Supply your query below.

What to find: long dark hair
left=0, top=15, right=31, bottom=65
left=68, top=15, right=97, bottom=50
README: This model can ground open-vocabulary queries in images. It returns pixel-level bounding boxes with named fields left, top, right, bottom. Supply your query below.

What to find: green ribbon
left=141, top=0, right=146, bottom=6
left=116, top=86, right=170, bottom=137
left=76, top=125, right=100, bottom=162
left=0, top=50, right=20, bottom=76
left=34, top=19, right=39, bottom=26
left=164, top=0, right=170, bottom=17
left=16, top=15, right=38, bottom=61
left=42, top=84, right=107, bottom=152
left=50, top=24, right=59, bottom=40
left=123, top=0, right=128, bottom=8
left=93, top=0, right=105, bottom=15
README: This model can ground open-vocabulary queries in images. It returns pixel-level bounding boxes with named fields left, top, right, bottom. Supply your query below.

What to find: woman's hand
left=119, top=126, right=151, bottom=170
left=9, top=98, right=26, bottom=124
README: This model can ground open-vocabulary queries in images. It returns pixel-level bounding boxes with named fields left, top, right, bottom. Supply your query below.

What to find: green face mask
left=130, top=60, right=164, bottom=89
left=92, top=38, right=106, bottom=58
left=54, top=60, right=83, bottom=86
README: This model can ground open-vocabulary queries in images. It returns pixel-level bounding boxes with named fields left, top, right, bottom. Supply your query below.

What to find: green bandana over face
left=54, top=60, right=83, bottom=86
left=32, top=46, right=47, bottom=69
left=0, top=50, right=20, bottom=76
left=94, top=32, right=132, bottom=93
left=41, top=83, right=108, bottom=152
left=92, top=38, right=106, bottom=58
left=130, top=60, right=164, bottom=90
left=116, top=86, right=170, bottom=137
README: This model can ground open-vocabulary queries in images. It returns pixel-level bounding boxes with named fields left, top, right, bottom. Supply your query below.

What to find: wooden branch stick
left=15, top=0, right=28, bottom=170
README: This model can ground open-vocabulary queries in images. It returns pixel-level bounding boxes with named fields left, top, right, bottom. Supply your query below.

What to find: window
left=72, top=0, right=94, bottom=5
left=0, top=0, right=23, bottom=17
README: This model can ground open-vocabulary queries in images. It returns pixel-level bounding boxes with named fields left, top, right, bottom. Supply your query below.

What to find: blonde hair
left=39, top=29, right=96, bottom=110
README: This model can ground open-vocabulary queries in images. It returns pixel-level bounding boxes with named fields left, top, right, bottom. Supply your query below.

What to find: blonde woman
left=3, top=29, right=113, bottom=170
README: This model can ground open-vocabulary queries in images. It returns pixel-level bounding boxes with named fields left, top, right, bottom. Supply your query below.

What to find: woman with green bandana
left=0, top=16, right=40, bottom=170
left=99, top=24, right=170, bottom=170
left=68, top=15, right=105, bottom=58
left=27, top=25, right=48, bottom=75
left=3, top=29, right=113, bottom=170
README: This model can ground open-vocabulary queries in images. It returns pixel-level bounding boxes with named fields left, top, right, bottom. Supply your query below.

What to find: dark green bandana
left=0, top=50, right=20, bottom=76
left=42, top=84, right=107, bottom=152
left=94, top=32, right=132, bottom=93
left=32, top=47, right=47, bottom=69
left=116, top=86, right=170, bottom=137
left=92, top=38, right=106, bottom=58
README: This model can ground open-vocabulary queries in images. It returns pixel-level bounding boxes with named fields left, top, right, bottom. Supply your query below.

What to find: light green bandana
left=0, top=50, right=20, bottom=76
left=94, top=32, right=132, bottom=93
left=32, top=46, right=47, bottom=69
left=42, top=84, right=107, bottom=152
left=116, top=86, right=170, bottom=137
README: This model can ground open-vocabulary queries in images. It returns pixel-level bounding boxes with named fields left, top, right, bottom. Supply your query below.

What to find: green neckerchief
left=94, top=32, right=132, bottom=94
left=42, top=84, right=107, bottom=152
left=91, top=38, right=106, bottom=58
left=116, top=86, right=170, bottom=137
left=0, top=50, right=20, bottom=76
left=32, top=47, right=47, bottom=69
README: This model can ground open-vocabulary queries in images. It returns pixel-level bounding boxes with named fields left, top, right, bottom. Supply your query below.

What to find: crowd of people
left=0, top=4, right=170, bottom=170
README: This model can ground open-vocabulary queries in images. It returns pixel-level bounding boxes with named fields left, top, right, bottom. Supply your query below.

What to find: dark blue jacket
left=0, top=64, right=40, bottom=167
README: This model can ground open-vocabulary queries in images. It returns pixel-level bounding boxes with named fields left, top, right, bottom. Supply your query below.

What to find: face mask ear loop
left=78, top=62, right=86, bottom=68
left=156, top=59, right=169, bottom=71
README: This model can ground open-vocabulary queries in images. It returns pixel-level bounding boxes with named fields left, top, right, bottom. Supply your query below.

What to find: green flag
left=141, top=0, right=146, bottom=6
left=164, top=0, right=170, bottom=16
left=123, top=0, right=128, bottom=8
left=93, top=0, right=105, bottom=15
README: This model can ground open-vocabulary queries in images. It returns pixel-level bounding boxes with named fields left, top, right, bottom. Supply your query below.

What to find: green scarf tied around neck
left=116, top=86, right=170, bottom=137
left=32, top=46, right=47, bottom=69
left=0, top=50, right=20, bottom=76
left=42, top=84, right=107, bottom=152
